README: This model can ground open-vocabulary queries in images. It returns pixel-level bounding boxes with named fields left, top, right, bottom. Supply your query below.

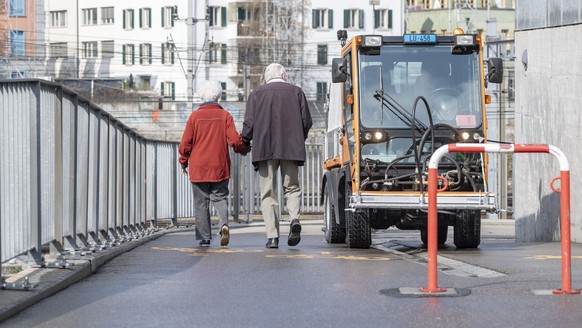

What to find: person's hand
left=181, top=166, right=188, bottom=175
left=240, top=143, right=250, bottom=156
left=234, top=141, right=251, bottom=156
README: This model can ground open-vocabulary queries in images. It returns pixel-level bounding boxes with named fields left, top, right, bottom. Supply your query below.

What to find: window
left=237, top=6, right=253, bottom=21
left=122, top=44, right=135, bottom=65
left=140, top=8, right=152, bottom=28
left=312, top=9, right=333, bottom=29
left=220, top=44, right=227, bottom=65
left=208, top=6, right=227, bottom=27
left=344, top=9, right=364, bottom=29
left=101, top=40, right=114, bottom=58
left=374, top=9, right=392, bottom=29
left=507, top=70, right=515, bottom=102
left=317, top=45, right=327, bottom=65
left=161, top=42, right=175, bottom=64
left=101, top=7, right=114, bottom=24
left=82, top=41, right=98, bottom=58
left=209, top=43, right=218, bottom=63
left=11, top=70, right=25, bottom=79
left=123, top=9, right=135, bottom=30
left=140, top=43, right=152, bottom=65
left=161, top=81, right=175, bottom=100
left=50, top=42, right=68, bottom=58
left=50, top=11, right=67, bottom=27
left=161, top=6, right=175, bottom=28
left=82, top=8, right=98, bottom=25
left=501, top=29, right=509, bottom=40
left=317, top=82, right=328, bottom=101
left=220, top=82, right=227, bottom=101
left=9, top=0, right=25, bottom=17
left=9, top=30, right=25, bottom=57
left=139, top=76, right=151, bottom=89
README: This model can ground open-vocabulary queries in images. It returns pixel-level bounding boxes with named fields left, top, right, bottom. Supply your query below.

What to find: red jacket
left=178, top=102, right=245, bottom=182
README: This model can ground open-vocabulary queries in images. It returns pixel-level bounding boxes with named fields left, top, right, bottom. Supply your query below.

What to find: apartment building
left=43, top=0, right=403, bottom=104
left=404, top=0, right=515, bottom=10
left=4, top=1, right=515, bottom=105
left=0, top=0, right=45, bottom=79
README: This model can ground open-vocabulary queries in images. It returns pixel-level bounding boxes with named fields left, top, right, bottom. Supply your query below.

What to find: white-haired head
left=198, top=81, right=223, bottom=102
left=264, top=63, right=287, bottom=83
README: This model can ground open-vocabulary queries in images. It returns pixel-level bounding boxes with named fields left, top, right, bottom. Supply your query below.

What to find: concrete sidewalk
left=0, top=218, right=514, bottom=322
left=0, top=215, right=320, bottom=322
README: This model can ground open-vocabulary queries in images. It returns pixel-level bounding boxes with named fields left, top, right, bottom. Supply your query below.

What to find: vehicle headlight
left=460, top=131, right=471, bottom=141
left=363, top=35, right=382, bottom=47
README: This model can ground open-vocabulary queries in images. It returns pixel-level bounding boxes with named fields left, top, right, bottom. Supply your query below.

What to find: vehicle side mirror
left=332, top=58, right=348, bottom=83
left=487, top=58, right=503, bottom=84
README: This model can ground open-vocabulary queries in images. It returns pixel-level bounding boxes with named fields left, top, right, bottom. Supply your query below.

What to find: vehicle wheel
left=420, top=224, right=448, bottom=245
left=344, top=182, right=371, bottom=248
left=346, top=210, right=372, bottom=249
left=454, top=210, right=481, bottom=248
left=324, top=191, right=346, bottom=243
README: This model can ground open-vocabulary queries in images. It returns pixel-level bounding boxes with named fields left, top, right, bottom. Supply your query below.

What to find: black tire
left=454, top=210, right=481, bottom=248
left=344, top=182, right=371, bottom=249
left=420, top=224, right=449, bottom=245
left=324, top=191, right=346, bottom=243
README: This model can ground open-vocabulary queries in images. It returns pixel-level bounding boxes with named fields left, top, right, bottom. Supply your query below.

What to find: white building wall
left=45, top=0, right=204, bottom=101
left=45, top=0, right=403, bottom=103
left=303, top=0, right=403, bottom=100
left=514, top=1, right=582, bottom=242
left=514, top=25, right=582, bottom=243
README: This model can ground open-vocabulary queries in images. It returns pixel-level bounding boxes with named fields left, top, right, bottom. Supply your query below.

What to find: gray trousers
left=191, top=180, right=229, bottom=240
left=258, top=160, right=301, bottom=239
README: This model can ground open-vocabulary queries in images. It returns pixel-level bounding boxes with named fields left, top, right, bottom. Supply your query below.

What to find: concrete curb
left=0, top=227, right=188, bottom=322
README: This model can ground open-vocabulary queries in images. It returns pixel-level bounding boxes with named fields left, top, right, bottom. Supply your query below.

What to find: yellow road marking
left=265, top=254, right=390, bottom=261
left=525, top=255, right=582, bottom=260
left=151, top=247, right=390, bottom=261
left=151, top=246, right=262, bottom=257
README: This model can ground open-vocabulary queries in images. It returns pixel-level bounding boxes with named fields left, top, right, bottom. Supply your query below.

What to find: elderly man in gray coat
left=241, top=63, right=313, bottom=249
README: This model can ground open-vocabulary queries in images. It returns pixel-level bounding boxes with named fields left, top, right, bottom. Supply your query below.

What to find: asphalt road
left=1, top=220, right=582, bottom=328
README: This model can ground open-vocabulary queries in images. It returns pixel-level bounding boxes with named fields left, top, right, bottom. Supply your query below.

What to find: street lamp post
left=173, top=4, right=208, bottom=109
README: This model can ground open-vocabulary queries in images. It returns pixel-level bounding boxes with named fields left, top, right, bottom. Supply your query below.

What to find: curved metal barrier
left=424, top=143, right=580, bottom=294
left=0, top=79, right=323, bottom=289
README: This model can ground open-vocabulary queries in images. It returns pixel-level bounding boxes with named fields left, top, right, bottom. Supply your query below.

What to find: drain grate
left=373, top=242, right=506, bottom=278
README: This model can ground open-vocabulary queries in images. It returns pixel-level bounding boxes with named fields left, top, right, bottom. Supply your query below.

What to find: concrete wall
left=514, top=24, right=582, bottom=242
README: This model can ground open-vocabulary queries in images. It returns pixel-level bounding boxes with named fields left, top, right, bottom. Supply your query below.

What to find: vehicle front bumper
left=348, top=192, right=497, bottom=212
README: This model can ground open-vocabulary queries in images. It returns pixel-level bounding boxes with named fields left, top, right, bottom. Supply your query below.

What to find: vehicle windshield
left=358, top=45, right=482, bottom=129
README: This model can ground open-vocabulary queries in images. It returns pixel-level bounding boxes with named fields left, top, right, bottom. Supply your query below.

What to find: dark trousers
left=191, top=180, right=229, bottom=240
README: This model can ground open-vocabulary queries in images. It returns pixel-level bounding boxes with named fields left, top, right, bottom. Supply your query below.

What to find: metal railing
left=1, top=79, right=323, bottom=286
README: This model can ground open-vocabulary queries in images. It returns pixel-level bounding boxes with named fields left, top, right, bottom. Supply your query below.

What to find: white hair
left=197, top=81, right=223, bottom=102
left=264, top=63, right=287, bottom=82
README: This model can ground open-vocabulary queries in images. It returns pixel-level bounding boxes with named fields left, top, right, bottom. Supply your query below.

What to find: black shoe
left=220, top=224, right=230, bottom=246
left=266, top=238, right=279, bottom=249
left=199, top=239, right=211, bottom=247
left=288, top=219, right=302, bottom=246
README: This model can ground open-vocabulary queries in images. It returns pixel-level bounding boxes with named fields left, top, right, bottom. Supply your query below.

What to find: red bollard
left=422, top=143, right=579, bottom=295
left=420, top=167, right=446, bottom=293
left=552, top=170, right=581, bottom=295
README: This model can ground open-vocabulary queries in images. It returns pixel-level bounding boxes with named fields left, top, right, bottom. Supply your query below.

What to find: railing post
left=233, top=153, right=240, bottom=223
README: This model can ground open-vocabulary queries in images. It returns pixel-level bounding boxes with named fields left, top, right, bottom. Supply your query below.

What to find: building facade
left=4, top=1, right=516, bottom=105
left=0, top=0, right=45, bottom=79
left=40, top=0, right=403, bottom=105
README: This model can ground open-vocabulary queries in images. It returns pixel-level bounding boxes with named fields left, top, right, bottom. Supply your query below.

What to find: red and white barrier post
left=422, top=143, right=580, bottom=294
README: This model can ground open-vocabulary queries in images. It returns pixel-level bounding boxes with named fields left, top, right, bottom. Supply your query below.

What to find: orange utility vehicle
left=322, top=29, right=503, bottom=248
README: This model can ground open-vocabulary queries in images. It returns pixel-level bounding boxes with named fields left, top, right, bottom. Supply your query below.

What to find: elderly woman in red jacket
left=179, top=81, right=248, bottom=247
